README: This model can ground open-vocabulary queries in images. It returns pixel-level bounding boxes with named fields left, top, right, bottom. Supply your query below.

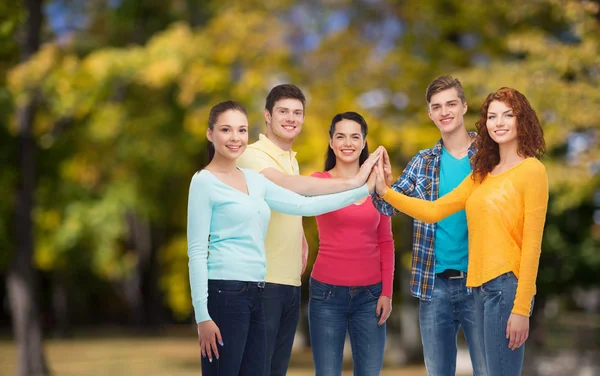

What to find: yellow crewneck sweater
left=382, top=158, right=548, bottom=316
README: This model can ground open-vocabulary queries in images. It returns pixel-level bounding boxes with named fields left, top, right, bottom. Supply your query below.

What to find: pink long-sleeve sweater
left=311, top=171, right=395, bottom=297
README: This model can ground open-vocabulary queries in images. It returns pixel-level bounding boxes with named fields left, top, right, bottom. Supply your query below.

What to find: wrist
left=348, top=176, right=361, bottom=189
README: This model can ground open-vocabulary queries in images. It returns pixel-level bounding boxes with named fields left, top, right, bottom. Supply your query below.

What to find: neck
left=207, top=154, right=238, bottom=173
left=498, top=141, right=521, bottom=165
left=329, top=160, right=360, bottom=177
left=441, top=127, right=472, bottom=156
left=266, top=128, right=293, bottom=151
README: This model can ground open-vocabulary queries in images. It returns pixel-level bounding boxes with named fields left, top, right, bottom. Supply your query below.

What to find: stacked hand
left=373, top=147, right=393, bottom=196
left=357, top=146, right=383, bottom=194
left=356, top=146, right=394, bottom=195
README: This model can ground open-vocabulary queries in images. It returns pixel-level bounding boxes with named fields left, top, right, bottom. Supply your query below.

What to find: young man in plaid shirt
left=373, top=76, right=487, bottom=376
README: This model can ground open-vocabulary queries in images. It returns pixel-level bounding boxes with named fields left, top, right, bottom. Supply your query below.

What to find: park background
left=0, top=0, right=599, bottom=375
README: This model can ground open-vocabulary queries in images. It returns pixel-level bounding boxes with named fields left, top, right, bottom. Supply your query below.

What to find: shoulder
left=191, top=170, right=211, bottom=184
left=238, top=147, right=277, bottom=171
left=521, top=158, right=547, bottom=175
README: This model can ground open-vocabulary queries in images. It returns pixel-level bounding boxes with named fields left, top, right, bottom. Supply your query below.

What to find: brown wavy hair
left=472, top=87, right=545, bottom=182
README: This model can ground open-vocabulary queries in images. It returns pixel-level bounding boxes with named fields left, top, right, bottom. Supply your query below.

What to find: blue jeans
left=263, top=282, right=301, bottom=376
left=419, top=275, right=487, bottom=376
left=473, top=272, right=532, bottom=376
left=308, top=277, right=386, bottom=376
left=201, top=280, right=266, bottom=376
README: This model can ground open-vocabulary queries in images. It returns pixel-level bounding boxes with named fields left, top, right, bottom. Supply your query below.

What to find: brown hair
left=426, top=75, right=466, bottom=105
left=472, top=87, right=545, bottom=182
left=265, top=84, right=306, bottom=114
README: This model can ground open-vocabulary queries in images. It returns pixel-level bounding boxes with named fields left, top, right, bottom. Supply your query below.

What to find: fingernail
left=202, top=354, right=206, bottom=358
left=216, top=356, right=219, bottom=360
left=209, top=358, right=212, bottom=363
left=219, top=341, right=224, bottom=346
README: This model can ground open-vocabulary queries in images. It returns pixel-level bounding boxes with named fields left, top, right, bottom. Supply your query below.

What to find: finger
left=200, top=341, right=206, bottom=358
left=203, top=341, right=213, bottom=362
left=378, top=307, right=387, bottom=326
left=375, top=302, right=382, bottom=316
left=382, top=147, right=391, bottom=165
left=506, top=320, right=511, bottom=339
left=382, top=307, right=392, bottom=324
left=216, top=329, right=224, bottom=347
left=515, top=332, right=524, bottom=350
left=211, top=336, right=220, bottom=360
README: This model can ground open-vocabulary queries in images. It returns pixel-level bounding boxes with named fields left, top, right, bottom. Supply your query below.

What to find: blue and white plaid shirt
left=372, top=132, right=477, bottom=301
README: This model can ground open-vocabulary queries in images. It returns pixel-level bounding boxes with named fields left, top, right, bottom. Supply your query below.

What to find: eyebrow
left=335, top=132, right=362, bottom=136
left=218, top=124, right=248, bottom=128
left=276, top=106, right=303, bottom=112
left=431, top=100, right=459, bottom=107
left=488, top=109, right=513, bottom=115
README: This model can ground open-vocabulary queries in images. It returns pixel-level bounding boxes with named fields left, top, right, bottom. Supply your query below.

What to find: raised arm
left=187, top=174, right=212, bottom=323
left=375, top=162, right=474, bottom=223
left=260, top=173, right=370, bottom=216
left=372, top=151, right=421, bottom=216
left=260, top=147, right=382, bottom=196
left=512, top=163, right=549, bottom=317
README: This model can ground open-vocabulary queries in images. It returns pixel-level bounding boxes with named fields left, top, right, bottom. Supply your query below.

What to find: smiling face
left=329, top=119, right=366, bottom=165
left=264, top=98, right=304, bottom=146
left=486, top=100, right=518, bottom=147
left=428, top=88, right=468, bottom=135
left=207, top=109, right=248, bottom=161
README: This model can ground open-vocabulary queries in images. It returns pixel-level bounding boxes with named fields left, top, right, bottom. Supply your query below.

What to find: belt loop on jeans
left=257, top=281, right=266, bottom=288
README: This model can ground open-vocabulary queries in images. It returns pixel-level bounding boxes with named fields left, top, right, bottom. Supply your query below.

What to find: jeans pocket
left=310, top=280, right=333, bottom=302
left=217, top=282, right=249, bottom=295
left=481, top=278, right=503, bottom=295
left=365, top=283, right=382, bottom=300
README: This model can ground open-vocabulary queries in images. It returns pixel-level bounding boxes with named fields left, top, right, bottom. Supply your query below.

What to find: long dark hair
left=206, top=101, right=248, bottom=164
left=324, top=112, right=369, bottom=171
left=472, top=87, right=545, bottom=182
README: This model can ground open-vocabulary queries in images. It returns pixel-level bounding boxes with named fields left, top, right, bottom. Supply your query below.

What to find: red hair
left=472, top=87, right=545, bottom=182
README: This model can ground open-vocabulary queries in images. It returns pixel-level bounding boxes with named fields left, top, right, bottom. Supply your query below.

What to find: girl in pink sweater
left=309, top=112, right=395, bottom=375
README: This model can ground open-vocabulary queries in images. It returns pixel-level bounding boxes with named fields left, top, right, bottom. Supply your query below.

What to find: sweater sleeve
left=377, top=213, right=395, bottom=298
left=512, top=162, right=549, bottom=316
left=260, top=174, right=369, bottom=216
left=381, top=173, right=475, bottom=223
left=186, top=173, right=212, bottom=323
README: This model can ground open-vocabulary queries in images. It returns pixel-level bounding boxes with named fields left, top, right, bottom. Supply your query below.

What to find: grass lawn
left=0, top=334, right=430, bottom=376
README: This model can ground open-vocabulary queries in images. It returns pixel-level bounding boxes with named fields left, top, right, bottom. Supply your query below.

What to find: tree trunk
left=6, top=0, right=48, bottom=375
left=122, top=211, right=152, bottom=327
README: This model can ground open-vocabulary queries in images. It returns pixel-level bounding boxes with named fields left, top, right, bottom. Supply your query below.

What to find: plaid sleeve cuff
left=371, top=191, right=399, bottom=216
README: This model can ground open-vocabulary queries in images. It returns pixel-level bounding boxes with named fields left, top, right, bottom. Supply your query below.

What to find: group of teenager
left=186, top=76, right=549, bottom=376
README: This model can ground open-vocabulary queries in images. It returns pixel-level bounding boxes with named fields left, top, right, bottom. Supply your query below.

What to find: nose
left=441, top=105, right=450, bottom=116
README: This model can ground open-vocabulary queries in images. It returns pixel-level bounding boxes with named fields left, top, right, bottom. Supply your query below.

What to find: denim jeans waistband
left=208, top=279, right=266, bottom=289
